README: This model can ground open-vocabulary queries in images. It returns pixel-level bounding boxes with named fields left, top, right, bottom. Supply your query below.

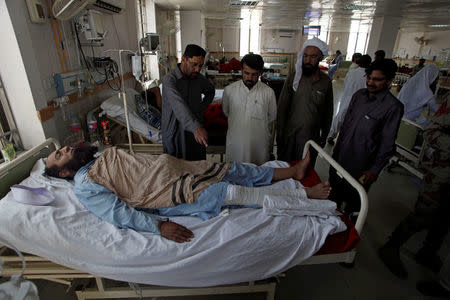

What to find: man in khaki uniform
left=379, top=98, right=450, bottom=278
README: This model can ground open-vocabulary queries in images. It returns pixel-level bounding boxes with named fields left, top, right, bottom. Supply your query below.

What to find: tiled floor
left=27, top=78, right=449, bottom=299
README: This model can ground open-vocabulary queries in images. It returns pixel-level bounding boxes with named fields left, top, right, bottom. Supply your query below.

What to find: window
left=346, top=19, right=371, bottom=60
left=239, top=9, right=251, bottom=56
left=0, top=75, right=22, bottom=162
left=240, top=8, right=261, bottom=56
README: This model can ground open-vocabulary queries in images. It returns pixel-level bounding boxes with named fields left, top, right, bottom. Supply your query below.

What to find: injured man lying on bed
left=44, top=145, right=332, bottom=243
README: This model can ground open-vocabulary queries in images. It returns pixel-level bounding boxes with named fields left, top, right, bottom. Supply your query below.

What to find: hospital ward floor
left=31, top=78, right=450, bottom=299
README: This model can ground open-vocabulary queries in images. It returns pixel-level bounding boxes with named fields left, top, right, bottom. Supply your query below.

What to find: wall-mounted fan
left=414, top=36, right=431, bottom=46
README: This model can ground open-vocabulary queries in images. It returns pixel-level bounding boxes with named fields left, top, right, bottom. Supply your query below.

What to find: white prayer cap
left=293, top=37, right=329, bottom=91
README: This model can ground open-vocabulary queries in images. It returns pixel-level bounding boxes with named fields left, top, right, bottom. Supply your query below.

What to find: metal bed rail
left=303, top=140, right=368, bottom=235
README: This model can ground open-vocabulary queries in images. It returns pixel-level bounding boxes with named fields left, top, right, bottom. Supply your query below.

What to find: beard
left=244, top=79, right=257, bottom=88
left=302, top=63, right=319, bottom=77
left=64, top=145, right=98, bottom=172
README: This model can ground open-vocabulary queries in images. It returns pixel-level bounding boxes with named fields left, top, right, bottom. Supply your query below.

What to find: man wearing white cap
left=277, top=37, right=333, bottom=163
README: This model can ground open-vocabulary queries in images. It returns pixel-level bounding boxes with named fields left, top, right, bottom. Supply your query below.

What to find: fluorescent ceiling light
left=230, top=1, right=259, bottom=6
left=428, top=24, right=450, bottom=28
left=343, top=4, right=374, bottom=10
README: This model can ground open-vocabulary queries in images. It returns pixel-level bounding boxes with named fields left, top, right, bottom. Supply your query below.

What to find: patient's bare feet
left=294, top=150, right=311, bottom=181
left=305, top=181, right=331, bottom=199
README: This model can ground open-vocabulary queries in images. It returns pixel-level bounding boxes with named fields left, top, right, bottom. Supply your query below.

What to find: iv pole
left=103, top=49, right=136, bottom=153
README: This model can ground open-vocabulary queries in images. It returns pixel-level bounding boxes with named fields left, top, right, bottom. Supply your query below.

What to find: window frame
left=0, top=75, right=23, bottom=162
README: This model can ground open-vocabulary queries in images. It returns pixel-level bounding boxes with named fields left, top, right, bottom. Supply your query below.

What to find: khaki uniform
left=391, top=99, right=449, bottom=253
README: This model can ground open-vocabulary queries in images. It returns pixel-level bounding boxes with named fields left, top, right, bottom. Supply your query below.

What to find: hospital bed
left=100, top=88, right=225, bottom=145
left=388, top=117, right=426, bottom=179
left=100, top=89, right=162, bottom=144
left=0, top=138, right=367, bottom=300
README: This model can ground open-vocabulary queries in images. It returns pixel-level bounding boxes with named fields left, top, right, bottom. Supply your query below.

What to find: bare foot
left=305, top=181, right=331, bottom=199
left=294, top=150, right=311, bottom=181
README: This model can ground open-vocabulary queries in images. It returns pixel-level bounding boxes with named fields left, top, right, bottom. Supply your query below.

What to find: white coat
left=222, top=80, right=277, bottom=164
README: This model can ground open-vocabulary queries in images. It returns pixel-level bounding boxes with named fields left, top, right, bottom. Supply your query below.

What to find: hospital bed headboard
left=0, top=138, right=60, bottom=198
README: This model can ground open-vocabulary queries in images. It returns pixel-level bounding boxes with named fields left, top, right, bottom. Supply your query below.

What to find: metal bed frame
left=388, top=117, right=426, bottom=179
left=0, top=138, right=367, bottom=300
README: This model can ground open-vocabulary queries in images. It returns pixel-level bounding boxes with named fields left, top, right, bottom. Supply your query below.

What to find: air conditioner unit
left=53, top=0, right=95, bottom=20
left=88, top=0, right=125, bottom=14
left=278, top=30, right=295, bottom=38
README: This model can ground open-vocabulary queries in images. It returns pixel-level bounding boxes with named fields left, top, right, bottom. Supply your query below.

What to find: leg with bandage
left=223, top=185, right=337, bottom=217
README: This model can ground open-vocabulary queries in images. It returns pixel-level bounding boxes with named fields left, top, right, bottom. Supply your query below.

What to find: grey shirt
left=277, top=71, right=333, bottom=161
left=332, top=88, right=404, bottom=178
left=161, top=65, right=215, bottom=160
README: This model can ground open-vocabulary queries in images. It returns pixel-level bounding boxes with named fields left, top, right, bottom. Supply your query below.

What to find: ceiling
left=153, top=0, right=450, bottom=32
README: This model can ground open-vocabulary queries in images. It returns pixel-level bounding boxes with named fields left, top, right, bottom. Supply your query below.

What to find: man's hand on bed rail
left=158, top=220, right=194, bottom=243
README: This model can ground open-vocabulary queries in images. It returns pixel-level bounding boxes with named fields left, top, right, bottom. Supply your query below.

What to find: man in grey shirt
left=161, top=44, right=215, bottom=160
left=330, top=59, right=404, bottom=215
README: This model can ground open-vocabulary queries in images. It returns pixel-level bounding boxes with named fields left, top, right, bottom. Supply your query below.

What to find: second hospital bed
left=0, top=138, right=366, bottom=299
left=100, top=88, right=226, bottom=145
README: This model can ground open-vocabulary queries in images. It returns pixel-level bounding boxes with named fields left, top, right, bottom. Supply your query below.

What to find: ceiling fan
left=414, top=36, right=431, bottom=46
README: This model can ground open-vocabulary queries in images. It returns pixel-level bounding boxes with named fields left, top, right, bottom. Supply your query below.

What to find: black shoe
left=415, top=248, right=443, bottom=273
left=378, top=244, right=408, bottom=279
left=417, top=280, right=450, bottom=298
left=340, top=261, right=355, bottom=268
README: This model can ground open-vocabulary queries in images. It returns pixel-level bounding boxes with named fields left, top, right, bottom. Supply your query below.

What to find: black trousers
left=329, top=168, right=371, bottom=215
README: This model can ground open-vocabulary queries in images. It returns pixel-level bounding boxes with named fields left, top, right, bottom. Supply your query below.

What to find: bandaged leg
left=223, top=185, right=309, bottom=206
left=223, top=185, right=338, bottom=217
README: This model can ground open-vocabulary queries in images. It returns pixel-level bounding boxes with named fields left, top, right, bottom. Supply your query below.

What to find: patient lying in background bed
left=44, top=145, right=334, bottom=243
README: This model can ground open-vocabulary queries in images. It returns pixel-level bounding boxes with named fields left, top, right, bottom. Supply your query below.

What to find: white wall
left=395, top=30, right=450, bottom=61
left=1, top=0, right=139, bottom=147
left=367, top=16, right=401, bottom=58
left=155, top=8, right=178, bottom=76
left=223, top=28, right=240, bottom=53
left=328, top=32, right=349, bottom=56
left=261, top=29, right=301, bottom=53
left=180, top=11, right=202, bottom=51
left=0, top=0, right=45, bottom=148
left=206, top=27, right=223, bottom=52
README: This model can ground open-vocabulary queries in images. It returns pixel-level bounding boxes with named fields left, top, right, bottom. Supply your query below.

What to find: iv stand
left=103, top=49, right=136, bottom=153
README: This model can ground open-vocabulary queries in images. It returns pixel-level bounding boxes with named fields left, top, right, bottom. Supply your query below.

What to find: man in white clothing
left=349, top=53, right=362, bottom=70
left=222, top=54, right=277, bottom=164
left=398, top=64, right=440, bottom=126
left=328, top=54, right=372, bottom=144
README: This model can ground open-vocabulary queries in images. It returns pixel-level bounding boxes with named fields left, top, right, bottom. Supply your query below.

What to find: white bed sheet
left=0, top=160, right=346, bottom=287
left=100, top=89, right=162, bottom=143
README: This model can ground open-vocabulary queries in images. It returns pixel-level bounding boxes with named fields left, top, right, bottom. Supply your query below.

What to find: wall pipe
left=44, top=0, right=66, bottom=73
